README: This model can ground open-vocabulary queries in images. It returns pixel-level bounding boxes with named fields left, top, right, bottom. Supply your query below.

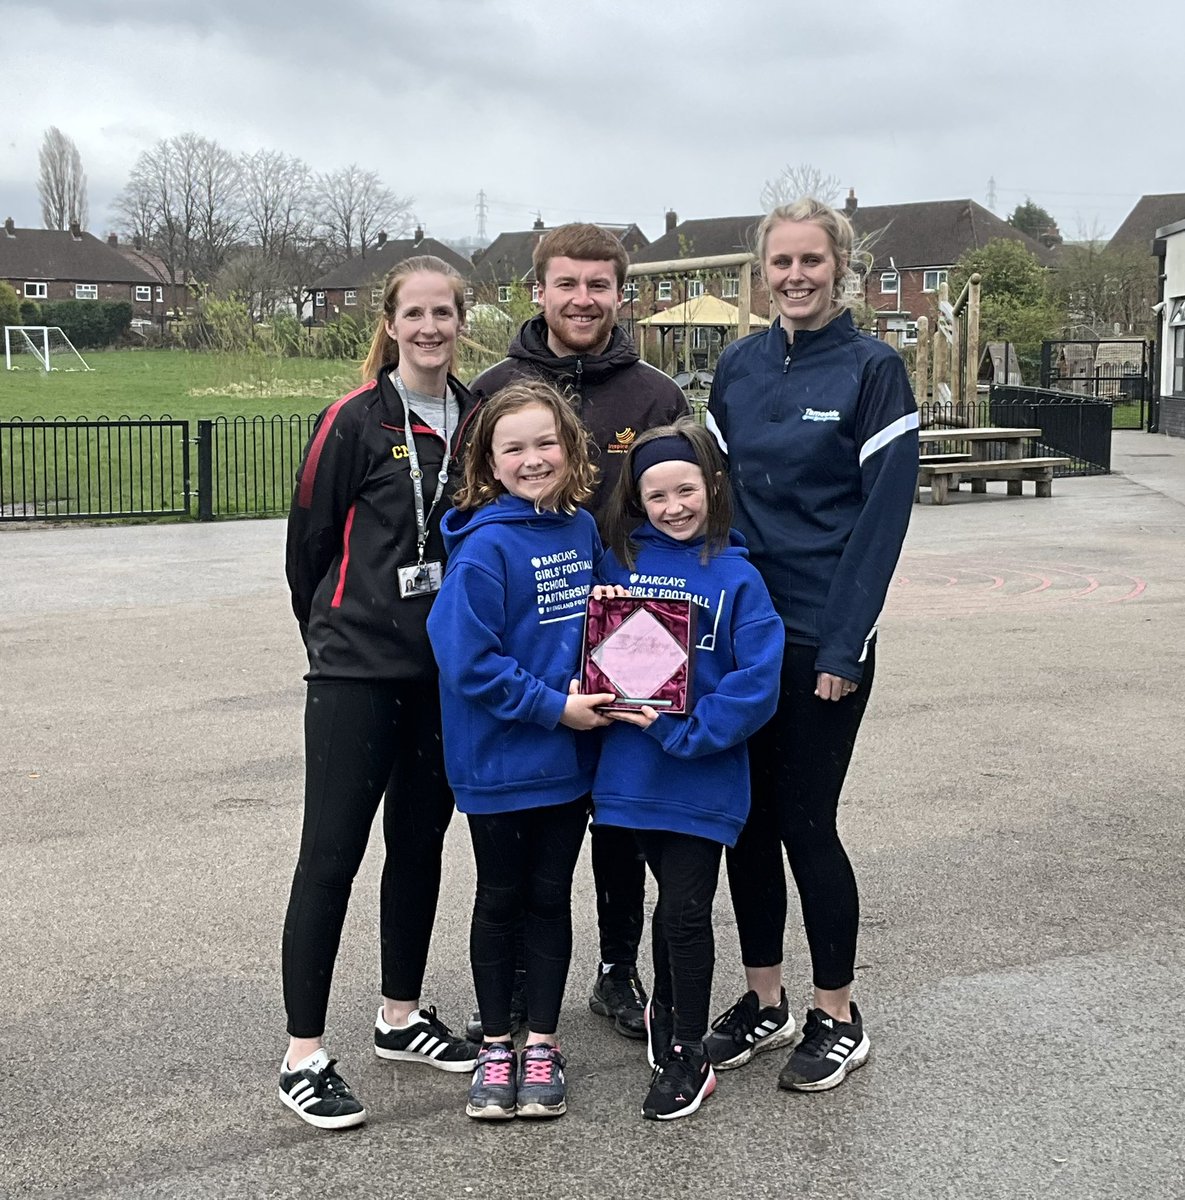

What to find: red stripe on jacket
left=330, top=504, right=357, bottom=608
left=297, top=380, right=377, bottom=509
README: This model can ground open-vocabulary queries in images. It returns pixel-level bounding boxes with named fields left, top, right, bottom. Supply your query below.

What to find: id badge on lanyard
left=393, top=374, right=449, bottom=599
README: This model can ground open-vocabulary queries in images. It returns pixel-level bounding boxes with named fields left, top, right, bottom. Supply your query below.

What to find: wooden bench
left=916, top=456, right=1072, bottom=505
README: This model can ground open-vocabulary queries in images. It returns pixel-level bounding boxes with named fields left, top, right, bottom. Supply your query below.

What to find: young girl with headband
left=593, top=419, right=783, bottom=1120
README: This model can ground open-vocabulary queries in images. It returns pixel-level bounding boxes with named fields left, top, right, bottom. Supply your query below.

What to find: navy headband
left=631, top=434, right=699, bottom=484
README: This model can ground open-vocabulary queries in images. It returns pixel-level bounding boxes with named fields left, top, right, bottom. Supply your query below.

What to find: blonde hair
left=754, top=197, right=856, bottom=304
left=454, top=379, right=598, bottom=514
left=360, top=255, right=466, bottom=380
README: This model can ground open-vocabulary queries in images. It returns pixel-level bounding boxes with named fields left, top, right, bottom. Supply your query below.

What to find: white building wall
left=1162, top=229, right=1185, bottom=397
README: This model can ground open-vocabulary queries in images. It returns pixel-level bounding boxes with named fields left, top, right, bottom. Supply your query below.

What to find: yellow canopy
left=636, top=294, right=770, bottom=328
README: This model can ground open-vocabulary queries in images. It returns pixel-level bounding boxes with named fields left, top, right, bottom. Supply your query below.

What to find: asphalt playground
left=2, top=430, right=1183, bottom=1199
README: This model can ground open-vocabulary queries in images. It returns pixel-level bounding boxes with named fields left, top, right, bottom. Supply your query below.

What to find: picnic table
left=915, top=427, right=1071, bottom=505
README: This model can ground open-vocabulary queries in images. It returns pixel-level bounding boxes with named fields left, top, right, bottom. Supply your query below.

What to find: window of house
left=135, top=285, right=151, bottom=302
left=343, top=290, right=357, bottom=306
left=156, top=286, right=163, bottom=303
left=498, top=286, right=512, bottom=302
left=722, top=276, right=739, bottom=299
left=1171, top=299, right=1185, bottom=395
left=692, top=327, right=711, bottom=349
left=75, top=284, right=98, bottom=300
left=904, top=322, right=919, bottom=345
left=657, top=280, right=672, bottom=302
left=371, top=288, right=383, bottom=305
left=24, top=282, right=47, bottom=299
left=314, top=291, right=326, bottom=308
left=622, top=282, right=638, bottom=301
left=923, top=269, right=948, bottom=293
left=531, top=283, right=541, bottom=303
left=464, top=286, right=475, bottom=302
left=880, top=272, right=898, bottom=294
left=687, top=280, right=705, bottom=299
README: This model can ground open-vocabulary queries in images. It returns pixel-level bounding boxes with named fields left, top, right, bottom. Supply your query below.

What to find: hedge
left=36, top=300, right=133, bottom=349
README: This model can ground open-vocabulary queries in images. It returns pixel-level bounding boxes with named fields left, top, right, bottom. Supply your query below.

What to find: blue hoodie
left=427, top=493, right=600, bottom=814
left=592, top=523, right=784, bottom=847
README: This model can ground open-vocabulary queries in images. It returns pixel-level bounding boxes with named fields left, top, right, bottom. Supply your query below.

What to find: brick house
left=0, top=219, right=161, bottom=317
left=468, top=217, right=650, bottom=305
left=1109, top=193, right=1185, bottom=251
left=309, top=227, right=473, bottom=323
left=105, top=234, right=192, bottom=315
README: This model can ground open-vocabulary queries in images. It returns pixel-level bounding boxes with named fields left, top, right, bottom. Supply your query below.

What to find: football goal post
left=4, top=326, right=93, bottom=372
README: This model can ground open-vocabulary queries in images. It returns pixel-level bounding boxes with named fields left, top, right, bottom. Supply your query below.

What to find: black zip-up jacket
left=285, top=369, right=479, bottom=682
left=469, top=315, right=688, bottom=523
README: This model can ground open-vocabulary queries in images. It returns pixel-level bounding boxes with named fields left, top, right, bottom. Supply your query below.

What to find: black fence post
left=196, top=419, right=214, bottom=521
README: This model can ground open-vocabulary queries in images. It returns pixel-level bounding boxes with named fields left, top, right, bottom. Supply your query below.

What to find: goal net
left=4, top=326, right=93, bottom=372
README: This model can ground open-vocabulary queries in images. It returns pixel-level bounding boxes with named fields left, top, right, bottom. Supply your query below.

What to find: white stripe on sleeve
left=704, top=409, right=728, bottom=454
left=858, top=411, right=919, bottom=466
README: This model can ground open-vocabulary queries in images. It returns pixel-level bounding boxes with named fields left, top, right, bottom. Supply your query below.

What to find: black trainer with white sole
left=374, top=1006, right=479, bottom=1072
left=703, top=989, right=796, bottom=1070
left=777, top=1003, right=870, bottom=1092
left=278, top=1050, right=366, bottom=1130
left=642, top=1043, right=716, bottom=1121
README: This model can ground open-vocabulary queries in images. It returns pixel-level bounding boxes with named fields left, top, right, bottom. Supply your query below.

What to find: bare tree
left=38, top=127, right=89, bottom=230
left=760, top=163, right=843, bottom=211
left=317, top=164, right=412, bottom=262
left=112, top=133, right=243, bottom=298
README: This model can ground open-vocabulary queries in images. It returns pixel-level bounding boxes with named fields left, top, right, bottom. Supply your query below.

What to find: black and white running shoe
left=777, top=1003, right=870, bottom=1092
left=589, top=963, right=648, bottom=1040
left=278, top=1050, right=366, bottom=1130
left=374, top=1006, right=479, bottom=1072
left=703, top=989, right=796, bottom=1070
left=641, top=1043, right=716, bottom=1121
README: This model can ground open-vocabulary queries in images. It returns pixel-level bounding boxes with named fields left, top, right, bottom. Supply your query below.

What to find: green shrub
left=37, top=299, right=133, bottom=348
left=0, top=281, right=19, bottom=327
left=18, top=299, right=41, bottom=323
left=321, top=313, right=370, bottom=361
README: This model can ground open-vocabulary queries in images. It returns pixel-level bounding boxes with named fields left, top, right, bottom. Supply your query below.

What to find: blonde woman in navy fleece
left=594, top=421, right=783, bottom=1121
left=704, top=197, right=918, bottom=1093
left=427, top=379, right=614, bottom=1122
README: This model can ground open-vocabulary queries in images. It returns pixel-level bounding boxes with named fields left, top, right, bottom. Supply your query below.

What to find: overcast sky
left=0, top=0, right=1177, bottom=244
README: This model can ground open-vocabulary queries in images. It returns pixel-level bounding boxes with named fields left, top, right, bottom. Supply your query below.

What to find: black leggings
left=636, top=829, right=722, bottom=1044
left=468, top=798, right=588, bottom=1039
left=282, top=679, right=454, bottom=1039
left=590, top=823, right=647, bottom=965
left=725, top=640, right=875, bottom=992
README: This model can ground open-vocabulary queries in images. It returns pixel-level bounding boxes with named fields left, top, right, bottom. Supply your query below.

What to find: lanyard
left=392, top=374, right=451, bottom=565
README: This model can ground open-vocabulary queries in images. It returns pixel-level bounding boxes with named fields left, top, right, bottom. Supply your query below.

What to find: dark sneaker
left=589, top=963, right=648, bottom=1040
left=374, top=1006, right=479, bottom=1073
left=778, top=1003, right=870, bottom=1092
left=465, top=972, right=529, bottom=1043
left=278, top=1050, right=366, bottom=1130
left=704, top=989, right=796, bottom=1070
left=644, top=999, right=674, bottom=1070
left=515, top=1044, right=567, bottom=1118
left=466, top=1043, right=517, bottom=1120
left=641, top=1043, right=716, bottom=1121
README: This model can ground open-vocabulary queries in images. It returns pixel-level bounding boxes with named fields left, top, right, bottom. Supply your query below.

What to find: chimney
left=377, top=230, right=387, bottom=248
left=413, top=225, right=423, bottom=243
left=844, top=188, right=858, bottom=217
left=70, top=220, right=81, bottom=239
left=107, top=232, right=118, bottom=246
left=532, top=215, right=545, bottom=231
left=4, top=217, right=15, bottom=237
left=665, top=209, right=678, bottom=234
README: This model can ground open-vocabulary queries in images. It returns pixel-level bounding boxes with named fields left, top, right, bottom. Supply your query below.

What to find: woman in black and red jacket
left=278, top=255, right=481, bottom=1131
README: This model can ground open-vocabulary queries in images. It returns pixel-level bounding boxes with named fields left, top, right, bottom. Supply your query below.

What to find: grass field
left=0, top=348, right=361, bottom=422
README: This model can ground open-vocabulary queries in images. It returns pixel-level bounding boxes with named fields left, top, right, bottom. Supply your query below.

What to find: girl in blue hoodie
left=593, top=420, right=784, bottom=1121
left=427, top=379, right=616, bottom=1122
